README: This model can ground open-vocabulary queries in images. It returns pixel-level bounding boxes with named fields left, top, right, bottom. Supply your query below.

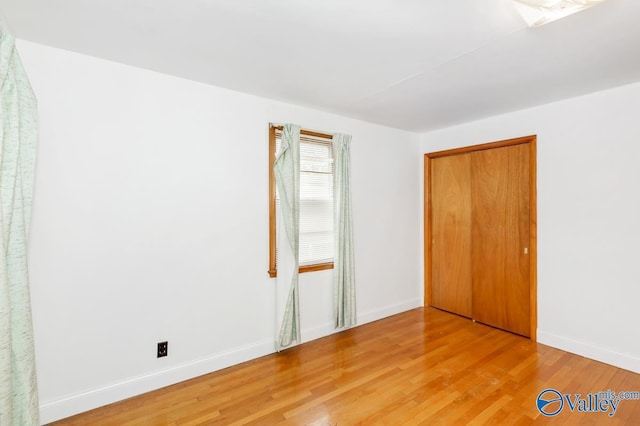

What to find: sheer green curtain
left=274, top=124, right=301, bottom=350
left=332, top=133, right=356, bottom=328
left=0, top=28, right=40, bottom=425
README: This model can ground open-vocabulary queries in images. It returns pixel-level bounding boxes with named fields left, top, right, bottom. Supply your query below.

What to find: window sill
left=268, top=262, right=334, bottom=278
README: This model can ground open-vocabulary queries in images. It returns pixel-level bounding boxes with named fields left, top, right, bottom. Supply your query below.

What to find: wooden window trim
left=268, top=124, right=335, bottom=278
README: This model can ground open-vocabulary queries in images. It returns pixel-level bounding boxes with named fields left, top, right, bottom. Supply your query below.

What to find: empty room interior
left=1, top=0, right=639, bottom=424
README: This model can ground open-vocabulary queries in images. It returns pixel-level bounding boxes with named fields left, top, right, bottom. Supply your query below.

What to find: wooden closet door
left=471, top=145, right=530, bottom=336
left=431, top=154, right=472, bottom=318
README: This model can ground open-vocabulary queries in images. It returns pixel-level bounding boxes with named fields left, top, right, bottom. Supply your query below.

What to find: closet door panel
left=471, top=145, right=530, bottom=336
left=431, top=154, right=472, bottom=318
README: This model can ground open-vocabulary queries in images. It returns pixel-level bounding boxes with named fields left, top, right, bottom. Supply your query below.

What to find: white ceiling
left=1, top=0, right=639, bottom=132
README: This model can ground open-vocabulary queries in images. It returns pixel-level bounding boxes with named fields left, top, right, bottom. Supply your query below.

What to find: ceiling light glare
left=513, top=0, right=609, bottom=27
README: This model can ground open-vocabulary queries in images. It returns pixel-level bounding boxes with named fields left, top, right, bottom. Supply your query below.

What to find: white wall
left=421, top=82, right=640, bottom=375
left=17, top=40, right=423, bottom=424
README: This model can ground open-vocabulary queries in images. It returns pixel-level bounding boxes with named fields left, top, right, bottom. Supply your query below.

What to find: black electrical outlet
left=157, top=341, right=168, bottom=358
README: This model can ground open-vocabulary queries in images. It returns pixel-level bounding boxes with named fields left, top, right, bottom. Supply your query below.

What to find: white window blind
left=275, top=130, right=334, bottom=266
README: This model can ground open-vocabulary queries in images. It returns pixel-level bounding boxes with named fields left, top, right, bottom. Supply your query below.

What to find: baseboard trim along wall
left=38, top=339, right=275, bottom=424
left=537, top=330, right=640, bottom=375
left=39, top=298, right=422, bottom=424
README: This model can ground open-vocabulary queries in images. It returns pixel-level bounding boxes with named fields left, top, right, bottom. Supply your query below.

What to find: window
left=268, top=124, right=334, bottom=277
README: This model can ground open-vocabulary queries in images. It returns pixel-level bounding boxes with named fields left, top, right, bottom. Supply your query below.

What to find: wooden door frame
left=424, top=135, right=538, bottom=340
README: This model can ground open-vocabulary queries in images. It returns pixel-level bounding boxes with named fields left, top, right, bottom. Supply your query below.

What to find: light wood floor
left=50, top=308, right=640, bottom=425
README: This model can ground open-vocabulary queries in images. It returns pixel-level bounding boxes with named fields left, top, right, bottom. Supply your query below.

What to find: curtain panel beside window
left=332, top=133, right=356, bottom=328
left=0, top=27, right=40, bottom=426
left=273, top=124, right=301, bottom=351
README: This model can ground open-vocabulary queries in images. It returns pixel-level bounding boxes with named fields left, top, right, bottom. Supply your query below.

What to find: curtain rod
left=270, top=124, right=333, bottom=140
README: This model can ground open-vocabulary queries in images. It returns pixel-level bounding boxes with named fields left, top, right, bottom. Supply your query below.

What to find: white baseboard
left=39, top=340, right=274, bottom=424
left=299, top=297, right=424, bottom=344
left=537, top=330, right=640, bottom=374
left=357, top=298, right=423, bottom=326
left=40, top=298, right=423, bottom=424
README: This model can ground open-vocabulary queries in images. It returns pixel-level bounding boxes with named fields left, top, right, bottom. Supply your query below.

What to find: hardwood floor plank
left=49, top=308, right=640, bottom=425
left=466, top=393, right=513, bottom=425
